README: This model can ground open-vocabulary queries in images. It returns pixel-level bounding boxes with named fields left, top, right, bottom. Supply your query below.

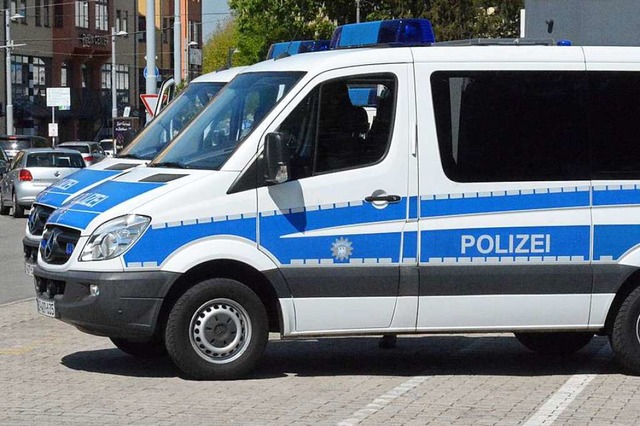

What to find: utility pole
left=145, top=0, right=156, bottom=122
left=173, top=0, right=181, bottom=86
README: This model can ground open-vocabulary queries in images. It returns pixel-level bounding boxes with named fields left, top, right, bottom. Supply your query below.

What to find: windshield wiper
left=116, top=153, right=143, bottom=160
left=150, top=161, right=189, bottom=169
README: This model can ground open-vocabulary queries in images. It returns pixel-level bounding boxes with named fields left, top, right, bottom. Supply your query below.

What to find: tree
left=228, top=0, right=336, bottom=65
left=202, top=18, right=240, bottom=73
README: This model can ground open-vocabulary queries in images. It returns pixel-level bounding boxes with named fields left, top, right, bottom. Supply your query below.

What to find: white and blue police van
left=23, top=67, right=246, bottom=275
left=32, top=18, right=640, bottom=379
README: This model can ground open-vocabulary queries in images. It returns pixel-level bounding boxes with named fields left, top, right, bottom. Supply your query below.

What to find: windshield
left=62, top=144, right=90, bottom=153
left=0, top=137, right=48, bottom=151
left=117, top=81, right=227, bottom=160
left=151, top=72, right=304, bottom=170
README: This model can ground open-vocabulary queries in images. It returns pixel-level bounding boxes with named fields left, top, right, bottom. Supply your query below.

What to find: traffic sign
left=140, top=94, right=159, bottom=117
left=143, top=66, right=160, bottom=80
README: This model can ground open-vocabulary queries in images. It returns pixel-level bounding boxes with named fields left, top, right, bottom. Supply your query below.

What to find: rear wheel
left=610, top=286, right=640, bottom=374
left=515, top=331, right=593, bottom=355
left=12, top=192, right=23, bottom=218
left=110, top=337, right=167, bottom=358
left=165, top=278, right=269, bottom=380
left=0, top=192, right=9, bottom=215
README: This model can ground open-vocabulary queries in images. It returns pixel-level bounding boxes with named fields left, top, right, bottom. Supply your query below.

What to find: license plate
left=25, top=261, right=34, bottom=277
left=36, top=298, right=56, bottom=318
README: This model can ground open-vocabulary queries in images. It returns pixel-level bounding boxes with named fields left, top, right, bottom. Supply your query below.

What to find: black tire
left=165, top=278, right=268, bottom=380
left=12, top=192, right=23, bottom=218
left=110, top=337, right=167, bottom=359
left=0, top=192, right=9, bottom=215
left=610, top=286, right=640, bottom=374
left=515, top=331, right=593, bottom=355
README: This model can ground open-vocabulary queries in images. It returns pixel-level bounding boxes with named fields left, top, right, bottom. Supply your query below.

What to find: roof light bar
left=266, top=40, right=331, bottom=60
left=330, top=18, right=436, bottom=49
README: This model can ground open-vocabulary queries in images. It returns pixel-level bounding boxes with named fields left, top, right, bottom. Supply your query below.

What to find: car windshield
left=0, top=137, right=48, bottom=151
left=62, top=144, right=90, bottom=153
left=26, top=152, right=85, bottom=168
left=151, top=72, right=304, bottom=170
left=100, top=141, right=113, bottom=150
left=117, top=81, right=227, bottom=160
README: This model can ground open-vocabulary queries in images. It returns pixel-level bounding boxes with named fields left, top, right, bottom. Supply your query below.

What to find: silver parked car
left=58, top=141, right=106, bottom=166
left=0, top=148, right=85, bottom=218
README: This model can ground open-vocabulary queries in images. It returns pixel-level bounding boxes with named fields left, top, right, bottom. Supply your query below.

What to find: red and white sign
left=140, top=94, right=159, bottom=117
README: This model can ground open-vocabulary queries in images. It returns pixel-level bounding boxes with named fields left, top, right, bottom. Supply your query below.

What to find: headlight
left=80, top=215, right=150, bottom=261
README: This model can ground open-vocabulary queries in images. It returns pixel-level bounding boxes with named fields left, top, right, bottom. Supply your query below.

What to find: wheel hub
left=189, top=298, right=251, bottom=364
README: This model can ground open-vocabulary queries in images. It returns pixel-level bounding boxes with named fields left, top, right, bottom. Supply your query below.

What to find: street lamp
left=187, top=41, right=197, bottom=81
left=227, top=47, right=239, bottom=69
left=4, top=11, right=24, bottom=135
left=110, top=27, right=127, bottom=120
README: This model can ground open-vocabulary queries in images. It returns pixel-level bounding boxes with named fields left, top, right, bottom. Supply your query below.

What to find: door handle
left=364, top=194, right=401, bottom=203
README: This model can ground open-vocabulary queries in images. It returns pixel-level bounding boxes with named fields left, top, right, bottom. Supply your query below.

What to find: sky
left=202, top=0, right=232, bottom=42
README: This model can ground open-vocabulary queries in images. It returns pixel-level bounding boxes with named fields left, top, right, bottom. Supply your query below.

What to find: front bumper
left=33, top=266, right=180, bottom=339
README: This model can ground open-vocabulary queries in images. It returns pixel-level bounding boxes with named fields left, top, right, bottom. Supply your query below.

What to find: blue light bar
left=557, top=39, right=572, bottom=46
left=267, top=40, right=331, bottom=60
left=330, top=19, right=435, bottom=49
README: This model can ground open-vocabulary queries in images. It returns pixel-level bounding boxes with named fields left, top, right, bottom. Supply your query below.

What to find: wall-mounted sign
left=80, top=33, right=108, bottom=48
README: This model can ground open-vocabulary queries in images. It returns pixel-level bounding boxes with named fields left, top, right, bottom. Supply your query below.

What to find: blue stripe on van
left=35, top=169, right=121, bottom=208
left=593, top=225, right=640, bottom=261
left=46, top=181, right=164, bottom=229
left=593, top=187, right=640, bottom=206
left=421, top=225, right=590, bottom=263
left=421, top=188, right=589, bottom=217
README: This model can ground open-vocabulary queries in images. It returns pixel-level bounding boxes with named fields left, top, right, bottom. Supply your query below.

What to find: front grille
left=40, top=226, right=81, bottom=265
left=28, top=205, right=55, bottom=236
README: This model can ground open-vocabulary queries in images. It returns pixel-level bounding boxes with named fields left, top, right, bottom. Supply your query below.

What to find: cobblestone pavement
left=2, top=299, right=640, bottom=425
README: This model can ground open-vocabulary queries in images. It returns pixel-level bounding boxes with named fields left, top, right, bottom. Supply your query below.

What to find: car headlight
left=80, top=215, right=150, bottom=261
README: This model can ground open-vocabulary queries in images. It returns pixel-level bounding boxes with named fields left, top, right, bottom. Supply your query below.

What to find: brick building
left=1, top=0, right=202, bottom=141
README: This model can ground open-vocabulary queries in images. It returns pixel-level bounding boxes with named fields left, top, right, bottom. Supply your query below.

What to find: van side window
left=589, top=72, right=640, bottom=179
left=431, top=71, right=589, bottom=182
left=277, top=74, right=397, bottom=180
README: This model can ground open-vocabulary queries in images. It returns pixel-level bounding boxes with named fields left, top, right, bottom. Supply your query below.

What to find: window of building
left=81, top=64, right=89, bottom=88
left=137, top=16, right=146, bottom=42
left=162, top=17, right=171, bottom=44
left=61, top=62, right=68, bottom=87
left=95, top=0, right=108, bottom=31
left=430, top=71, right=589, bottom=182
left=276, top=74, right=396, bottom=179
left=75, top=0, right=89, bottom=28
left=43, top=0, right=50, bottom=27
left=101, top=64, right=129, bottom=91
left=589, top=72, right=640, bottom=179
left=33, top=58, right=46, bottom=98
left=11, top=55, right=30, bottom=98
left=35, top=0, right=41, bottom=26
left=101, top=64, right=110, bottom=89
left=116, top=10, right=128, bottom=33
left=54, top=1, right=63, bottom=27
left=10, top=0, right=16, bottom=15
left=19, top=0, right=26, bottom=18
left=189, top=20, right=200, bottom=45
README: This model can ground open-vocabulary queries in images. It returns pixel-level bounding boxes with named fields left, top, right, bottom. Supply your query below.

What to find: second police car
left=24, top=67, right=245, bottom=275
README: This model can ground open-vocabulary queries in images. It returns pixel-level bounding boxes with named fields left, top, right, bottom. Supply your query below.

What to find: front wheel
left=515, top=331, right=593, bottom=355
left=165, top=278, right=268, bottom=380
left=110, top=337, right=167, bottom=358
left=610, top=286, right=640, bottom=374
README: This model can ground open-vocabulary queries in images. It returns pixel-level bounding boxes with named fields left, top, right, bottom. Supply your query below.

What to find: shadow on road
left=61, top=335, right=619, bottom=380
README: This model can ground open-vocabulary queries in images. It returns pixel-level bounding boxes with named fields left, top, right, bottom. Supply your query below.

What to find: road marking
left=337, top=375, right=430, bottom=426
left=522, top=343, right=609, bottom=426
left=0, top=297, right=34, bottom=308
left=337, top=337, right=487, bottom=426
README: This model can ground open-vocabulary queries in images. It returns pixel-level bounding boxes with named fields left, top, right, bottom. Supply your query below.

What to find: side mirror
left=263, top=132, right=290, bottom=184
left=0, top=159, right=6, bottom=177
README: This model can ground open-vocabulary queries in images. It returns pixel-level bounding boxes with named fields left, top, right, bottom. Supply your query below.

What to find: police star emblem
left=331, top=237, right=353, bottom=261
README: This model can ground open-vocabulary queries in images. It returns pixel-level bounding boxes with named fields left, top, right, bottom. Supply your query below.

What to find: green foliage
left=222, top=0, right=526, bottom=66
left=202, top=18, right=240, bottom=72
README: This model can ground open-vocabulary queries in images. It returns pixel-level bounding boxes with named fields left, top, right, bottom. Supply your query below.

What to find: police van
left=24, top=67, right=245, bottom=275
left=33, top=19, right=640, bottom=379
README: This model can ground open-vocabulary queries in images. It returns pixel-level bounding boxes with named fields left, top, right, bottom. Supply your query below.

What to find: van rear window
left=431, top=71, right=589, bottom=182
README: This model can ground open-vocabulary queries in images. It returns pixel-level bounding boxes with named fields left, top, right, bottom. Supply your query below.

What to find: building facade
left=1, top=0, right=202, bottom=141
left=525, top=0, right=640, bottom=46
